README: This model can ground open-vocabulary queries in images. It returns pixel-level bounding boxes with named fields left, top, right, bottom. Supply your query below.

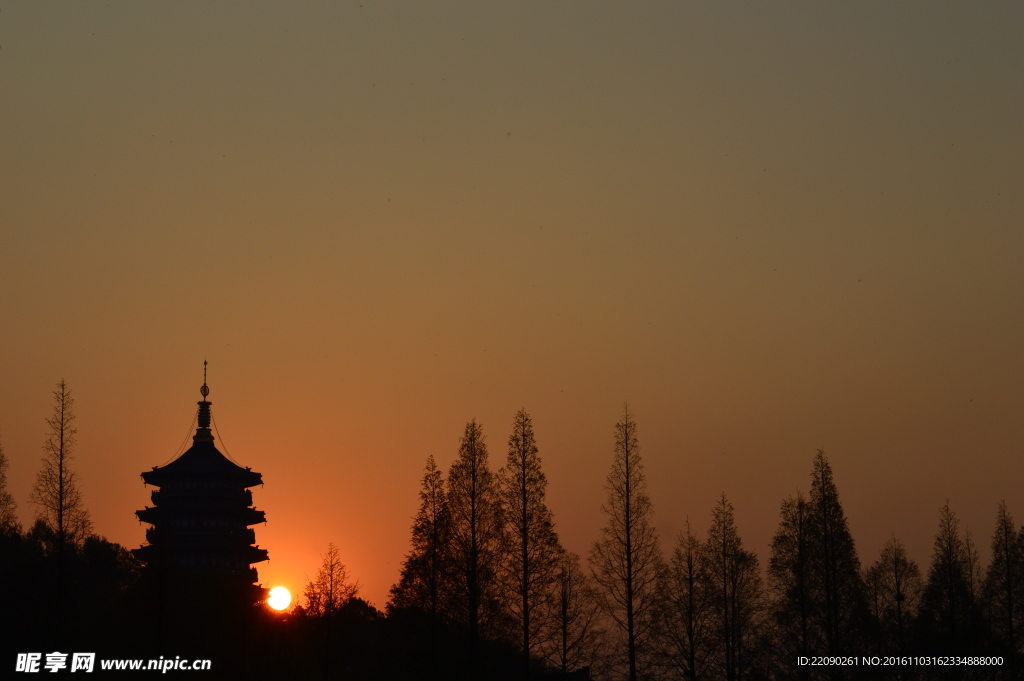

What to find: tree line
left=384, top=407, right=1024, bottom=681
left=2, top=383, right=1022, bottom=680
left=0, top=381, right=142, bottom=658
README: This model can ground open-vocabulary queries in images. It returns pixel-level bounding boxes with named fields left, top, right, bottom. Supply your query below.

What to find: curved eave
left=133, top=545, right=269, bottom=567
left=142, top=440, right=263, bottom=488
left=132, top=544, right=158, bottom=562
left=136, top=506, right=266, bottom=526
left=142, top=469, right=263, bottom=488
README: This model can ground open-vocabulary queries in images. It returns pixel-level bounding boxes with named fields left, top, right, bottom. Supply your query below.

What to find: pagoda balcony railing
left=146, top=526, right=258, bottom=545
left=137, top=507, right=266, bottom=528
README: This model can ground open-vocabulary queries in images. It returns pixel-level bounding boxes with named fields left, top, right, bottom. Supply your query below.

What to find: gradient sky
left=1, top=2, right=1022, bottom=608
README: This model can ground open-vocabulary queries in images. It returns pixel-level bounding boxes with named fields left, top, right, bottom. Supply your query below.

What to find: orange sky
left=1, top=2, right=1022, bottom=608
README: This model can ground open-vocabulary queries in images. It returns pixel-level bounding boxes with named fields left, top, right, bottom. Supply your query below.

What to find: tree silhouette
left=983, top=501, right=1023, bottom=673
left=546, top=550, right=603, bottom=678
left=918, top=501, right=984, bottom=658
left=388, top=455, right=453, bottom=680
left=590, top=406, right=662, bottom=681
left=808, top=449, right=867, bottom=667
left=390, top=455, right=452, bottom=620
left=446, top=419, right=505, bottom=672
left=498, top=408, right=562, bottom=679
left=305, top=542, right=360, bottom=617
left=704, top=493, right=763, bottom=681
left=659, top=519, right=714, bottom=681
left=864, top=536, right=922, bottom=656
left=304, top=542, right=361, bottom=681
left=768, top=492, right=816, bottom=679
left=0, top=429, right=19, bottom=534
left=30, top=380, right=92, bottom=549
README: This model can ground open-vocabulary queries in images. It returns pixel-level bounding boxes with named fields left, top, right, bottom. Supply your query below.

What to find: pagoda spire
left=195, top=360, right=213, bottom=443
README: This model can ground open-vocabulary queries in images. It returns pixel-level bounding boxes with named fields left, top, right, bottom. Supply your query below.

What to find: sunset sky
left=1, top=2, right=1021, bottom=608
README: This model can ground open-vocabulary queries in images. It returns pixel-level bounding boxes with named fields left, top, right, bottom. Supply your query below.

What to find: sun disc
left=268, top=586, right=292, bottom=611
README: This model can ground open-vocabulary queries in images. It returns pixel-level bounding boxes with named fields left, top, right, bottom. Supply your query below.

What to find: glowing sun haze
left=0, top=2, right=1021, bottom=608
left=268, top=587, right=292, bottom=612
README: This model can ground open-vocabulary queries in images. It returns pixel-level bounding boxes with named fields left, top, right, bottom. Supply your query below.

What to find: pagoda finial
left=195, top=360, right=213, bottom=439
left=201, top=360, right=209, bottom=399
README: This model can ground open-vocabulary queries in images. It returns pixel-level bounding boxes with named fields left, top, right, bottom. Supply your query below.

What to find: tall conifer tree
left=808, top=450, right=866, bottom=662
left=660, top=519, right=714, bottom=681
left=499, top=408, right=561, bottom=679
left=768, top=492, right=816, bottom=679
left=983, top=501, right=1023, bottom=674
left=590, top=406, right=662, bottom=681
left=704, top=493, right=763, bottom=681
left=919, top=502, right=984, bottom=658
left=864, top=537, right=922, bottom=656
left=390, top=455, right=451, bottom=620
left=447, top=419, right=505, bottom=668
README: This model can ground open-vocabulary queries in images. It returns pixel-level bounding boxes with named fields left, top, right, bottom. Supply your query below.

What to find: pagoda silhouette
left=133, top=365, right=269, bottom=592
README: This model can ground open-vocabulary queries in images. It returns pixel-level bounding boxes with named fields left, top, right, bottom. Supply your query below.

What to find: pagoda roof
left=143, top=438, right=263, bottom=488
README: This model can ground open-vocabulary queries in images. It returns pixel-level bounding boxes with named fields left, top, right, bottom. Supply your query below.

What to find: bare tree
left=30, top=380, right=91, bottom=550
left=304, top=542, right=360, bottom=617
left=546, top=550, right=604, bottom=678
left=918, top=501, right=983, bottom=656
left=499, top=408, right=562, bottom=679
left=864, top=536, right=922, bottom=655
left=704, top=493, right=763, bottom=681
left=304, top=542, right=360, bottom=681
left=0, top=429, right=19, bottom=534
left=983, top=501, right=1023, bottom=673
left=807, top=450, right=866, bottom=664
left=590, top=406, right=663, bottom=681
left=659, top=519, right=714, bottom=681
left=767, top=491, right=817, bottom=679
left=447, top=419, right=505, bottom=663
left=390, top=455, right=451, bottom=620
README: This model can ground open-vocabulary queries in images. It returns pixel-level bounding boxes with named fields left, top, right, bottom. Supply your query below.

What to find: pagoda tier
left=133, top=377, right=269, bottom=585
left=136, top=504, right=266, bottom=527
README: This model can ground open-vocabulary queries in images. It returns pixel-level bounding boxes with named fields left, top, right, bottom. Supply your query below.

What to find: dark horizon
left=3, top=400, right=1021, bottom=679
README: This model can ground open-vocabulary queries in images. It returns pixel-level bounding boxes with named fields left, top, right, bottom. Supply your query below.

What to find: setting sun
left=267, top=586, right=292, bottom=611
